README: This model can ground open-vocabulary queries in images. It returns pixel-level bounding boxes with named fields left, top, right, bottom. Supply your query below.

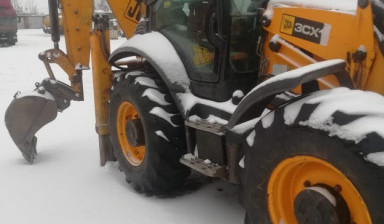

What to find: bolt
left=77, top=46, right=81, bottom=51
left=262, top=16, right=271, bottom=27
left=352, top=46, right=367, bottom=62
left=346, top=52, right=351, bottom=64
left=74, top=9, right=78, bottom=14
left=269, top=40, right=281, bottom=53
left=37, top=88, right=45, bottom=94
left=76, top=27, right=80, bottom=31
left=303, top=180, right=311, bottom=187
left=334, top=185, right=342, bottom=192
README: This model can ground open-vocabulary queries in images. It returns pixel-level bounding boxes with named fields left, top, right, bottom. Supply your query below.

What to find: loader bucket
left=5, top=90, right=58, bottom=164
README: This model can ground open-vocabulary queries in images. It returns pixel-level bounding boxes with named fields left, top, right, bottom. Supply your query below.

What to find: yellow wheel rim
left=116, top=101, right=145, bottom=166
left=268, top=156, right=372, bottom=224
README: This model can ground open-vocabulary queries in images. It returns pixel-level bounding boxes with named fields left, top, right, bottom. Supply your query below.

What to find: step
left=185, top=120, right=226, bottom=134
left=180, top=154, right=227, bottom=178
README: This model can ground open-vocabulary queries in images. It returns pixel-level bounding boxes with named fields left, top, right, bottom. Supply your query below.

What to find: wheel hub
left=125, top=119, right=145, bottom=147
left=267, top=156, right=370, bottom=224
left=294, top=186, right=340, bottom=224
left=116, top=101, right=146, bottom=166
left=293, top=185, right=351, bottom=224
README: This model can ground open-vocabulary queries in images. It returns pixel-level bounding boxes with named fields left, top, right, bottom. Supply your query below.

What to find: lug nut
left=303, top=180, right=311, bottom=187
left=334, top=185, right=342, bottom=192
left=261, top=16, right=271, bottom=27
left=37, top=87, right=45, bottom=94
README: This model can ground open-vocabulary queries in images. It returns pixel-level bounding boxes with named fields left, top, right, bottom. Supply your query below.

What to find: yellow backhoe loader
left=4, top=0, right=384, bottom=223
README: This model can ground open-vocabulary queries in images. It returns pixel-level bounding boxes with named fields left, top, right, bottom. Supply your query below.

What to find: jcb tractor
left=4, top=0, right=384, bottom=223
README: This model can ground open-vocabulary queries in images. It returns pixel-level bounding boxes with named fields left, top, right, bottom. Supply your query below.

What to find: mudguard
left=109, top=32, right=191, bottom=94
left=227, top=59, right=353, bottom=129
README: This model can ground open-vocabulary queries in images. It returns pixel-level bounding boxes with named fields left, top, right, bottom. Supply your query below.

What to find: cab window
left=154, top=0, right=219, bottom=82
left=229, top=0, right=262, bottom=73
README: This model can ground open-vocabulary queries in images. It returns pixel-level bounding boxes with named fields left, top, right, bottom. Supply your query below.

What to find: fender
left=227, top=59, right=354, bottom=129
left=109, top=32, right=191, bottom=93
left=109, top=32, right=191, bottom=116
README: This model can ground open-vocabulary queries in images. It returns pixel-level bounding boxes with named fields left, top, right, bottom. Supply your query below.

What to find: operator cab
left=150, top=0, right=267, bottom=101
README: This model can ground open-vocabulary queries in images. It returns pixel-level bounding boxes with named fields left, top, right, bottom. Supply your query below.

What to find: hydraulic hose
left=48, top=0, right=60, bottom=49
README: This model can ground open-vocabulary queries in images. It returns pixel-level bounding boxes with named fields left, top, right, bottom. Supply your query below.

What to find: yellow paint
left=117, top=102, right=146, bottom=166
left=280, top=14, right=295, bottom=35
left=364, top=40, right=384, bottom=95
left=268, top=156, right=372, bottom=224
left=263, top=3, right=381, bottom=93
left=60, top=0, right=93, bottom=67
left=90, top=29, right=112, bottom=136
left=193, top=46, right=213, bottom=66
left=90, top=29, right=113, bottom=165
left=164, top=0, right=171, bottom=8
left=41, top=48, right=83, bottom=93
left=107, top=0, right=145, bottom=38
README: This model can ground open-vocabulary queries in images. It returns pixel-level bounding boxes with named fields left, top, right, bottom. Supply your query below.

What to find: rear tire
left=241, top=89, right=384, bottom=224
left=109, top=71, right=190, bottom=195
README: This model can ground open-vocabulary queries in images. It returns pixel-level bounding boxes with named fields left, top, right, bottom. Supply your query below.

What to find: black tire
left=109, top=71, right=190, bottom=195
left=241, top=89, right=384, bottom=224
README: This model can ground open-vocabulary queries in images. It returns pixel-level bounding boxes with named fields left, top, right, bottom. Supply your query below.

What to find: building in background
left=17, top=14, right=44, bottom=29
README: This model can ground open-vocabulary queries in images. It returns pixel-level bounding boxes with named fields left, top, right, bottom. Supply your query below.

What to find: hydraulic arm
left=4, top=0, right=142, bottom=163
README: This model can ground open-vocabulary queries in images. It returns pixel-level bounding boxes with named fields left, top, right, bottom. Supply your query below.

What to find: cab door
left=153, top=0, right=224, bottom=83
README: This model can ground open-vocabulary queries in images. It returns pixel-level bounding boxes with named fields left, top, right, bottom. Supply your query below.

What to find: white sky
left=31, top=0, right=49, bottom=14
left=32, top=0, right=105, bottom=14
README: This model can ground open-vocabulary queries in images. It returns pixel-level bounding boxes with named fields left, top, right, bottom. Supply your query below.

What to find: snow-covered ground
left=0, top=30, right=245, bottom=224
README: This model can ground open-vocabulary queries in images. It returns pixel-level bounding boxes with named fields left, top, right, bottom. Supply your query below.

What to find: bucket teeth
left=18, top=136, right=37, bottom=164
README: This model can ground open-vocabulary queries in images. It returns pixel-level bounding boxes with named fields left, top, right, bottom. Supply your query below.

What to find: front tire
left=109, top=71, right=190, bottom=195
left=242, top=89, right=384, bottom=224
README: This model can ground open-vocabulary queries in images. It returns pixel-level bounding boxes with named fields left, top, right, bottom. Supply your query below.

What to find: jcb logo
left=280, top=14, right=331, bottom=46
left=280, top=15, right=295, bottom=35
left=294, top=23, right=321, bottom=38
left=125, top=0, right=141, bottom=23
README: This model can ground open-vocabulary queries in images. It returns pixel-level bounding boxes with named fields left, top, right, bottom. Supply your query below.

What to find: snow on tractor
left=4, top=0, right=384, bottom=223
